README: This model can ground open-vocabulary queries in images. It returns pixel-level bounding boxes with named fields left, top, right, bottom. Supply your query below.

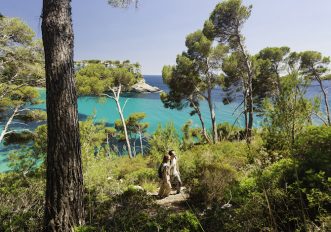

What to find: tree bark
left=189, top=98, right=211, bottom=143
left=42, top=0, right=84, bottom=231
left=114, top=84, right=133, bottom=158
left=246, top=84, right=254, bottom=143
left=238, top=37, right=254, bottom=143
left=207, top=88, right=218, bottom=143
left=317, top=78, right=331, bottom=126
left=139, top=131, right=144, bottom=156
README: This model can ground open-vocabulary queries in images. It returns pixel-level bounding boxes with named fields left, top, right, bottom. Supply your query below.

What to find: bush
left=86, top=188, right=202, bottom=232
left=217, top=122, right=245, bottom=141
left=148, top=122, right=180, bottom=159
left=199, top=127, right=331, bottom=231
left=0, top=171, right=44, bottom=231
left=179, top=142, right=249, bottom=206
left=294, top=126, right=331, bottom=176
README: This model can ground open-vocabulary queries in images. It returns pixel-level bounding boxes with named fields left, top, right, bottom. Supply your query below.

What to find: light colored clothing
left=158, top=163, right=172, bottom=198
left=171, top=174, right=182, bottom=193
left=170, top=156, right=179, bottom=176
left=170, top=156, right=182, bottom=193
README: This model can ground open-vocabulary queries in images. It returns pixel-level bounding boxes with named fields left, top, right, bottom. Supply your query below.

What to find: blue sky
left=1, top=0, right=331, bottom=74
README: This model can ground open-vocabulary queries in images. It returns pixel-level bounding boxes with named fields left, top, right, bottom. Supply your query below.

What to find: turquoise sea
left=0, top=75, right=330, bottom=172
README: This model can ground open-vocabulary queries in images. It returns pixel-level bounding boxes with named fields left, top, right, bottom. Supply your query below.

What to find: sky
left=1, top=0, right=331, bottom=75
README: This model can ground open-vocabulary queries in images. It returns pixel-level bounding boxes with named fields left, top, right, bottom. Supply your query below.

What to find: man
left=169, top=150, right=182, bottom=194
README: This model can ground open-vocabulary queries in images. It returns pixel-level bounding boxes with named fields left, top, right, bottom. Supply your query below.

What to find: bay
left=0, top=75, right=330, bottom=172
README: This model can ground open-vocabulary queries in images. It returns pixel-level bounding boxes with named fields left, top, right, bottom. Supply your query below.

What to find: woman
left=158, top=155, right=172, bottom=198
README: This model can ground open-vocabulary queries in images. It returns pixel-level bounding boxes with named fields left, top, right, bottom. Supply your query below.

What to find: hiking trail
left=149, top=187, right=189, bottom=211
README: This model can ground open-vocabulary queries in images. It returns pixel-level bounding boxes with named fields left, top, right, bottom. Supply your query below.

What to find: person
left=158, top=155, right=172, bottom=198
left=169, top=150, right=182, bottom=194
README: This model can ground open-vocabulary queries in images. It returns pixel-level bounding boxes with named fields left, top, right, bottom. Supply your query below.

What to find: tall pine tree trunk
left=189, top=98, right=211, bottom=143
left=42, top=0, right=84, bottom=230
left=246, top=80, right=254, bottom=143
left=238, top=38, right=254, bottom=143
left=207, top=88, right=218, bottom=143
left=317, top=78, right=331, bottom=126
left=139, top=131, right=144, bottom=156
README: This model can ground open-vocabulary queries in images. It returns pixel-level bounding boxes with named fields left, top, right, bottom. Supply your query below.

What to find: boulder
left=130, top=79, right=161, bottom=93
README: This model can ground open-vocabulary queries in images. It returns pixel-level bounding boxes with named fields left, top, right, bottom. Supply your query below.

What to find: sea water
left=0, top=76, right=330, bottom=172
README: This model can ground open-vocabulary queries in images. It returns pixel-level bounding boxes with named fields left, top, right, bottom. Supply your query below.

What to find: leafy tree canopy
left=0, top=16, right=45, bottom=145
left=299, top=51, right=330, bottom=79
left=0, top=16, right=44, bottom=86
left=205, top=0, right=252, bottom=48
left=76, top=60, right=142, bottom=95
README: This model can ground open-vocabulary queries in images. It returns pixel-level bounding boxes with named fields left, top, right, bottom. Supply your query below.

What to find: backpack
left=158, top=164, right=163, bottom=179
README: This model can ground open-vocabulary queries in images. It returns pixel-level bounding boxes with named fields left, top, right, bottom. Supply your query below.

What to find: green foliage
left=6, top=125, right=48, bottom=174
left=0, top=16, right=44, bottom=86
left=162, top=29, right=227, bottom=143
left=126, top=112, right=149, bottom=133
left=84, top=187, right=201, bottom=232
left=7, top=147, right=43, bottom=175
left=181, top=120, right=196, bottom=150
left=254, top=46, right=291, bottom=106
left=0, top=16, right=45, bottom=145
left=76, top=63, right=112, bottom=95
left=262, top=73, right=317, bottom=153
left=0, top=171, right=44, bottom=231
left=300, top=51, right=330, bottom=79
left=208, top=0, right=252, bottom=47
left=76, top=61, right=143, bottom=158
left=180, top=142, right=249, bottom=206
left=1, top=126, right=330, bottom=231
left=3, top=131, right=34, bottom=146
left=197, top=127, right=331, bottom=231
left=221, top=51, right=254, bottom=104
left=294, top=126, right=331, bottom=177
left=0, top=16, right=34, bottom=45
left=115, top=112, right=149, bottom=136
left=149, top=122, right=180, bottom=159
left=83, top=153, right=158, bottom=204
left=15, top=109, right=47, bottom=122
left=217, top=122, right=245, bottom=141
left=79, top=117, right=110, bottom=162
left=111, top=67, right=136, bottom=89
left=33, top=124, right=47, bottom=155
left=161, top=211, right=201, bottom=232
left=299, top=50, right=331, bottom=125
left=76, top=60, right=142, bottom=95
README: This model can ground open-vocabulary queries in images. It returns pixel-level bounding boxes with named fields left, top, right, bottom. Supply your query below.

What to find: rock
left=130, top=79, right=161, bottom=93
left=131, top=185, right=144, bottom=191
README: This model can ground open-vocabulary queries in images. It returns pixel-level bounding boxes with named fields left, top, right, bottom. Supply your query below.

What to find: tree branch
left=122, top=98, right=129, bottom=112
left=232, top=99, right=245, bottom=116
left=101, top=93, right=115, bottom=100
left=0, top=105, right=20, bottom=143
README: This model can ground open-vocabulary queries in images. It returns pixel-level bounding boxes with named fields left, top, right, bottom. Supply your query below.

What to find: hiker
left=169, top=150, right=182, bottom=194
left=158, top=154, right=172, bottom=198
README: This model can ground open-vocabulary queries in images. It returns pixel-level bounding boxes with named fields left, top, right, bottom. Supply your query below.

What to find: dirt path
left=149, top=187, right=189, bottom=211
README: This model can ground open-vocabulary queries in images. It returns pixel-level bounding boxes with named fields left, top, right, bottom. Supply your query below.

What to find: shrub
left=217, top=122, right=245, bottom=141
left=86, top=188, right=202, bottom=232
left=148, top=122, right=180, bottom=159
left=179, top=142, right=249, bottom=207
left=0, top=171, right=44, bottom=231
